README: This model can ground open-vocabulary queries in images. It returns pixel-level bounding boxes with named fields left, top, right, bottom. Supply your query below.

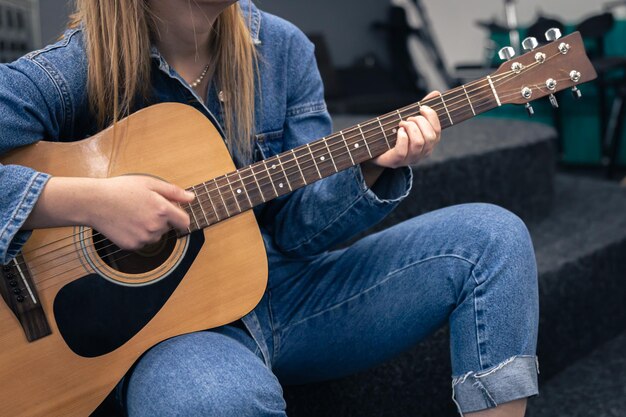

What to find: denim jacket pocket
left=254, top=129, right=284, bottom=160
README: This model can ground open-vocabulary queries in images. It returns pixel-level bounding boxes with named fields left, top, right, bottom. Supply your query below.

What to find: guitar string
left=30, top=77, right=569, bottom=289
left=21, top=70, right=565, bottom=284
left=21, top=54, right=548, bottom=265
left=29, top=93, right=509, bottom=286
left=21, top=70, right=563, bottom=281
left=19, top=53, right=569, bottom=277
left=21, top=60, right=529, bottom=263
left=22, top=45, right=569, bottom=262
left=17, top=81, right=509, bottom=271
left=17, top=62, right=530, bottom=264
left=19, top=76, right=513, bottom=275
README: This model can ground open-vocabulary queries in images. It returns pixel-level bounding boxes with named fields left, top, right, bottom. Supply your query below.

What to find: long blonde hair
left=70, top=0, right=257, bottom=161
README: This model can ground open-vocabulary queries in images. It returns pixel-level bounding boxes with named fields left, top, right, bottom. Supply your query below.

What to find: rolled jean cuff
left=451, top=355, right=539, bottom=415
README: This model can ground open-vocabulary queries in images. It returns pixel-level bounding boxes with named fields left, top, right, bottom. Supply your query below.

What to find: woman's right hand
left=24, top=176, right=195, bottom=250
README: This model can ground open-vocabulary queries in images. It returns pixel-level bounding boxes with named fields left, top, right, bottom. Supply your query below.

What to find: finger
left=393, top=126, right=410, bottom=165
left=423, top=90, right=441, bottom=101
left=158, top=197, right=191, bottom=232
left=401, top=120, right=425, bottom=163
left=412, top=116, right=438, bottom=155
left=420, top=105, right=442, bottom=135
left=150, top=179, right=195, bottom=203
left=376, top=126, right=409, bottom=168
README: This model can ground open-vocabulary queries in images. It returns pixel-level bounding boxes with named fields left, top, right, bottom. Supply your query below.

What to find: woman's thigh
left=269, top=203, right=538, bottom=384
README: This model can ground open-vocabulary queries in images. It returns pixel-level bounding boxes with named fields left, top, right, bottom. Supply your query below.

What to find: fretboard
left=180, top=76, right=501, bottom=233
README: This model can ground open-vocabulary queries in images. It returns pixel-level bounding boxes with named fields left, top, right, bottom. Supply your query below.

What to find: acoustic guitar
left=0, top=31, right=595, bottom=416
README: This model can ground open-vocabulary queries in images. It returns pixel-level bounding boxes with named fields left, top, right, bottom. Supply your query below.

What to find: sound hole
left=93, top=229, right=178, bottom=275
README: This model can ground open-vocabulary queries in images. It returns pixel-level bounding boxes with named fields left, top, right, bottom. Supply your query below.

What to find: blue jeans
left=124, top=204, right=539, bottom=416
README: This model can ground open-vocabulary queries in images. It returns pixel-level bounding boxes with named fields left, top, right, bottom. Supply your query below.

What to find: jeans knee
left=461, top=204, right=534, bottom=259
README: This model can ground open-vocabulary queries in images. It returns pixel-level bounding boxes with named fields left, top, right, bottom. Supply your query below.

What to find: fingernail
left=185, top=191, right=195, bottom=199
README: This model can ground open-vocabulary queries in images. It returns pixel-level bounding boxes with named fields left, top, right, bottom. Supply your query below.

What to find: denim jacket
left=0, top=1, right=412, bottom=364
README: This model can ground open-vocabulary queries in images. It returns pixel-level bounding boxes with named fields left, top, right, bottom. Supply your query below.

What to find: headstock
left=490, top=30, right=597, bottom=112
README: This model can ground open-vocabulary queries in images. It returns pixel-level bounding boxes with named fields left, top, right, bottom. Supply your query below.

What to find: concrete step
left=527, top=330, right=626, bottom=417
left=284, top=174, right=626, bottom=417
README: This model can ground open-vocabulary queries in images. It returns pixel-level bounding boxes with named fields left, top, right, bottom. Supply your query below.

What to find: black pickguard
left=53, top=231, right=205, bottom=358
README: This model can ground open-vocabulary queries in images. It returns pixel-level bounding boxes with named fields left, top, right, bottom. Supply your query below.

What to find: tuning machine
left=545, top=28, right=562, bottom=42
left=549, top=94, right=559, bottom=108
left=522, top=37, right=538, bottom=51
left=498, top=46, right=516, bottom=61
left=570, top=71, right=583, bottom=99
left=525, top=103, right=535, bottom=117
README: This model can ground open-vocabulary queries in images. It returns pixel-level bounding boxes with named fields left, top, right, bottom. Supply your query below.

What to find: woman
left=0, top=0, right=539, bottom=416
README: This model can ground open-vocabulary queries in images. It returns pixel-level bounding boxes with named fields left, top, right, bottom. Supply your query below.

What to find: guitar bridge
left=0, top=254, right=51, bottom=342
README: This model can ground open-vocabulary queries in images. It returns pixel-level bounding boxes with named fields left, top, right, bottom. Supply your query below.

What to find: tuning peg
left=525, top=103, right=535, bottom=117
left=522, top=37, right=539, bottom=51
left=549, top=94, right=559, bottom=108
left=571, top=86, right=582, bottom=99
left=498, top=46, right=516, bottom=61
left=545, top=28, right=562, bottom=42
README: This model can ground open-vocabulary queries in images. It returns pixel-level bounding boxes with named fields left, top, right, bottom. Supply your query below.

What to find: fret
left=235, top=171, right=254, bottom=208
left=306, top=143, right=322, bottom=179
left=281, top=151, right=306, bottom=189
left=266, top=156, right=291, bottom=193
left=248, top=165, right=267, bottom=203
left=345, top=128, right=372, bottom=163
left=377, top=117, right=391, bottom=149
left=291, top=148, right=307, bottom=185
left=179, top=195, right=200, bottom=230
left=469, top=86, right=499, bottom=113
left=357, top=124, right=373, bottom=158
left=191, top=185, right=210, bottom=227
left=293, top=145, right=319, bottom=183
left=213, top=178, right=231, bottom=217
left=202, top=182, right=221, bottom=221
left=440, top=95, right=454, bottom=125
left=255, top=161, right=278, bottom=198
left=339, top=131, right=356, bottom=165
left=462, top=85, right=476, bottom=116
left=276, top=154, right=293, bottom=191
left=486, top=76, right=502, bottom=107
left=309, top=139, right=335, bottom=178
left=322, top=137, right=338, bottom=172
left=224, top=173, right=243, bottom=212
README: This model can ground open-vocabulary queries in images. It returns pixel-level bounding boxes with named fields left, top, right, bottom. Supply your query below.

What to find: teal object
left=484, top=19, right=626, bottom=166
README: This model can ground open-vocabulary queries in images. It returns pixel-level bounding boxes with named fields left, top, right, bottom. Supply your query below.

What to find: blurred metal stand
left=504, top=0, right=520, bottom=53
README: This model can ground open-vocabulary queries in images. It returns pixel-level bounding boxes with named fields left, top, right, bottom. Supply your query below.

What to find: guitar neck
left=180, top=76, right=501, bottom=233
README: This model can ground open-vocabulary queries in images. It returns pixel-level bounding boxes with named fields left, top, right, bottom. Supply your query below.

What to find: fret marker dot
left=354, top=143, right=360, bottom=149
left=237, top=189, right=242, bottom=194
left=392, top=128, right=397, bottom=134
left=320, top=156, right=325, bottom=161
left=279, top=183, right=284, bottom=188
left=271, top=164, right=276, bottom=169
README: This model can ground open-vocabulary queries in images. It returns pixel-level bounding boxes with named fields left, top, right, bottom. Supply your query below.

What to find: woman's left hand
left=368, top=90, right=442, bottom=169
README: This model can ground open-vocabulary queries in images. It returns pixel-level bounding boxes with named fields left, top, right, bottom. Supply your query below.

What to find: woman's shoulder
left=1, top=29, right=89, bottom=141
left=22, top=28, right=88, bottom=79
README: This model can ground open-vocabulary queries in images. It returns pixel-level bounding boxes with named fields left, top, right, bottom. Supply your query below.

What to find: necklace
left=190, top=63, right=210, bottom=89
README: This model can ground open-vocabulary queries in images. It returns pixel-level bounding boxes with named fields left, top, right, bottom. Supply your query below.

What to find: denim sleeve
left=0, top=58, right=65, bottom=263
left=270, top=30, right=413, bottom=257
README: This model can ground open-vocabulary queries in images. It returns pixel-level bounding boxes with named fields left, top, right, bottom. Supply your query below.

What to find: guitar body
left=0, top=103, right=267, bottom=416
